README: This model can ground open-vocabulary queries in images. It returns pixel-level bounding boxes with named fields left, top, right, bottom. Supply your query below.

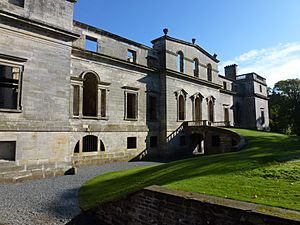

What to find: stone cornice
left=0, top=10, right=80, bottom=41
left=72, top=48, right=157, bottom=73
left=165, top=69, right=222, bottom=89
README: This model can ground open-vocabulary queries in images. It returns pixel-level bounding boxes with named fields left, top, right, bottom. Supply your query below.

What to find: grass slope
left=79, top=129, right=300, bottom=212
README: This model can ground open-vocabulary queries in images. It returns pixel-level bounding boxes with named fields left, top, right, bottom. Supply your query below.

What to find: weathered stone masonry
left=0, top=0, right=269, bottom=181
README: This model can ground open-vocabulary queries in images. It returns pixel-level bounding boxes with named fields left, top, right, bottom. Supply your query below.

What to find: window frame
left=124, top=90, right=138, bottom=121
left=0, top=61, right=24, bottom=113
left=127, top=49, right=137, bottom=63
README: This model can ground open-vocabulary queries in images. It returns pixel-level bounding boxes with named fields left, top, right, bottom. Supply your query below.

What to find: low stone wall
left=87, top=186, right=300, bottom=225
left=0, top=161, right=70, bottom=183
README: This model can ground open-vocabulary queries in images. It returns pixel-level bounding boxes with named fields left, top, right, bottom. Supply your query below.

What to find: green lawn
left=79, top=129, right=300, bottom=212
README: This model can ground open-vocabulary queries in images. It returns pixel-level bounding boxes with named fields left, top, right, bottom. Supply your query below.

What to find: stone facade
left=0, top=0, right=269, bottom=180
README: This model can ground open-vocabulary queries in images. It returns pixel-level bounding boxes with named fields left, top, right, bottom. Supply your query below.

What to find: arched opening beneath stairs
left=74, top=135, right=105, bottom=154
left=189, top=133, right=204, bottom=154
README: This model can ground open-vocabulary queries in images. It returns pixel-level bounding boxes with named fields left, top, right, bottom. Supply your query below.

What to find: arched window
left=177, top=51, right=184, bottom=73
left=193, top=58, right=199, bottom=77
left=178, top=95, right=185, bottom=121
left=74, top=135, right=106, bottom=153
left=207, top=64, right=212, bottom=81
left=207, top=97, right=215, bottom=122
left=83, top=73, right=98, bottom=116
left=194, top=96, right=202, bottom=121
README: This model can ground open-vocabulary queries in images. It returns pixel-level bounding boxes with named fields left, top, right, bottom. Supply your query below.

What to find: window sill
left=72, top=116, right=109, bottom=120
left=125, top=118, right=138, bottom=121
left=0, top=109, right=22, bottom=113
left=127, top=148, right=137, bottom=150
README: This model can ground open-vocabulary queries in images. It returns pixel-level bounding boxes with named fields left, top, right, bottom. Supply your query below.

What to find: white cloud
left=220, top=42, right=300, bottom=87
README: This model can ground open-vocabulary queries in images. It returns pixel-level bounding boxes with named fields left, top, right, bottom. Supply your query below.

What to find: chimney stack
left=224, top=64, right=238, bottom=80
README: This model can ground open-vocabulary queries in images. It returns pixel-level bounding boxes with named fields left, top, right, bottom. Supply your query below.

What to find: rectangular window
left=223, top=81, right=227, bottom=90
left=126, top=92, right=138, bottom=120
left=127, top=137, right=137, bottom=149
left=8, top=0, right=24, bottom=7
left=149, top=96, right=157, bottom=121
left=261, top=110, right=265, bottom=124
left=150, top=136, right=158, bottom=148
left=259, top=85, right=262, bottom=93
left=127, top=50, right=136, bottom=63
left=0, top=64, right=22, bottom=110
left=179, top=136, right=186, bottom=146
left=73, top=85, right=79, bottom=116
left=0, top=141, right=16, bottom=161
left=85, top=36, right=98, bottom=52
left=101, top=89, right=107, bottom=118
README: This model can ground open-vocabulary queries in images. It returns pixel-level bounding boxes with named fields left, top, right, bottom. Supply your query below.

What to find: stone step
left=0, top=161, right=17, bottom=169
left=0, top=165, right=25, bottom=174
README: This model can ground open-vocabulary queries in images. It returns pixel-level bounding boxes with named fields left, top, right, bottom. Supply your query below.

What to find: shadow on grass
left=79, top=130, right=300, bottom=210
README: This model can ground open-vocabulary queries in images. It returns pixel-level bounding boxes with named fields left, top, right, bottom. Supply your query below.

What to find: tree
left=270, top=79, right=300, bottom=135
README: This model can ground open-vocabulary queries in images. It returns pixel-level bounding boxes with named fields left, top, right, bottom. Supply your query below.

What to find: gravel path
left=0, top=161, right=159, bottom=225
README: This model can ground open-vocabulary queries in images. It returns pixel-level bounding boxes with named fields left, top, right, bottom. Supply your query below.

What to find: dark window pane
left=127, top=137, right=137, bottom=149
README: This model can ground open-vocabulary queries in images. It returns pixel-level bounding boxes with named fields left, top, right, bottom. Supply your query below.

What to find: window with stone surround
left=207, top=63, right=212, bottom=81
left=0, top=63, right=23, bottom=111
left=175, top=89, right=187, bottom=121
left=85, top=36, right=98, bottom=52
left=177, top=51, right=184, bottom=73
left=0, top=141, right=16, bottom=161
left=127, top=137, right=137, bottom=149
left=8, top=0, right=24, bottom=7
left=193, top=58, right=199, bottom=77
left=71, top=72, right=110, bottom=120
left=127, top=50, right=136, bottom=63
left=124, top=89, right=138, bottom=120
left=83, top=73, right=98, bottom=117
left=74, top=136, right=105, bottom=154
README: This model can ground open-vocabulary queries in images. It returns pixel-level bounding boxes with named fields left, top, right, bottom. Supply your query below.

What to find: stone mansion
left=0, top=0, right=269, bottom=180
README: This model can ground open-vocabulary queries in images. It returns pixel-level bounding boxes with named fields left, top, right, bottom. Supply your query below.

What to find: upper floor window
left=175, top=89, right=187, bottom=121
left=85, top=36, right=98, bottom=52
left=0, top=64, right=22, bottom=111
left=127, top=50, right=137, bottom=63
left=193, top=58, right=199, bottom=77
left=259, top=85, right=262, bottom=93
left=177, top=51, right=184, bottom=73
left=83, top=73, right=98, bottom=117
left=8, top=0, right=24, bottom=7
left=71, top=72, right=109, bottom=119
left=125, top=91, right=138, bottom=120
left=207, top=64, right=212, bottom=81
left=223, top=81, right=227, bottom=90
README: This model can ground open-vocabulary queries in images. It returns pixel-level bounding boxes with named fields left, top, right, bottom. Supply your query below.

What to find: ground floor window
left=0, top=64, right=22, bottom=110
left=74, top=135, right=105, bottom=153
left=127, top=137, right=137, bottom=149
left=0, top=141, right=16, bottom=161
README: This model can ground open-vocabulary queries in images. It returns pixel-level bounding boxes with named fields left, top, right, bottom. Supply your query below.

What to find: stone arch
left=83, top=73, right=98, bottom=116
left=79, top=70, right=101, bottom=83
left=73, top=135, right=106, bottom=154
left=206, top=96, right=215, bottom=122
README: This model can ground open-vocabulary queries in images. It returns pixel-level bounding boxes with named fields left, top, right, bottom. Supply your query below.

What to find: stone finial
left=163, top=28, right=168, bottom=36
left=213, top=53, right=218, bottom=59
left=192, top=38, right=196, bottom=44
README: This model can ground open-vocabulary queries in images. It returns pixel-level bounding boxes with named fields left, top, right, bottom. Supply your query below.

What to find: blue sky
left=74, top=0, right=300, bottom=87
